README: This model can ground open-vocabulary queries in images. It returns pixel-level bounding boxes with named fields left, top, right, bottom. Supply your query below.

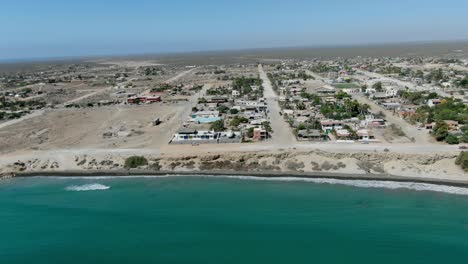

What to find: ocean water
left=1, top=176, right=468, bottom=263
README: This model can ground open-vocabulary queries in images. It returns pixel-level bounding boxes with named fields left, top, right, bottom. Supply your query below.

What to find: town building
left=297, top=129, right=329, bottom=141
left=253, top=127, right=269, bottom=141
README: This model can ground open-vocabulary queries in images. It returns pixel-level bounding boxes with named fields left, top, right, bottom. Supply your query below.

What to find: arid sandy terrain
left=1, top=54, right=467, bottom=183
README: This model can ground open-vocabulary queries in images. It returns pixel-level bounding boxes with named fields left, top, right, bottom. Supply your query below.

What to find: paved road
left=258, top=64, right=296, bottom=146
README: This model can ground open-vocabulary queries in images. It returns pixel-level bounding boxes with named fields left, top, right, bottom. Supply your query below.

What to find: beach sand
left=2, top=148, right=466, bottom=186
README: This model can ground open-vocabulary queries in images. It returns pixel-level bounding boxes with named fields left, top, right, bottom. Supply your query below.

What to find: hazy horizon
left=2, top=0, right=468, bottom=61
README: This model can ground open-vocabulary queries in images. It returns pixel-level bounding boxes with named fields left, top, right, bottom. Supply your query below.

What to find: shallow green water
left=1, top=176, right=468, bottom=263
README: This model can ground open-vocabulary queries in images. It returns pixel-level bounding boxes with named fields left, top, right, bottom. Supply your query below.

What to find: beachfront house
left=335, top=129, right=351, bottom=139
left=357, top=129, right=375, bottom=141
left=297, top=129, right=329, bottom=141
left=172, top=128, right=218, bottom=142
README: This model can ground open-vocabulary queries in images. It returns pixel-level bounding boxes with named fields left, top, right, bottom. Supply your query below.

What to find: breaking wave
left=222, top=176, right=468, bottom=196
left=65, top=183, right=110, bottom=192
left=46, top=175, right=468, bottom=196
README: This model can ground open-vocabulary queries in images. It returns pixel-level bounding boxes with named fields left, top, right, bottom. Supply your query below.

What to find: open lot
left=0, top=103, right=186, bottom=153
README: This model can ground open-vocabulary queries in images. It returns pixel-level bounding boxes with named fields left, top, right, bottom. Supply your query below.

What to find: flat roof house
left=297, top=129, right=328, bottom=141
left=172, top=129, right=218, bottom=142
left=357, top=129, right=375, bottom=141
left=427, top=99, right=442, bottom=107
left=192, top=111, right=220, bottom=118
left=321, top=120, right=344, bottom=133
left=253, top=127, right=269, bottom=141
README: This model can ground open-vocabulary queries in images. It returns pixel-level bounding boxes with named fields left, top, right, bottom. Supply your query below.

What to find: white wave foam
left=65, top=183, right=110, bottom=192
left=221, top=176, right=468, bottom=196
left=44, top=175, right=468, bottom=196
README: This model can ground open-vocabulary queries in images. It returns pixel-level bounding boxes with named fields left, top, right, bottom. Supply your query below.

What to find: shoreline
left=13, top=169, right=468, bottom=188
left=2, top=148, right=465, bottom=188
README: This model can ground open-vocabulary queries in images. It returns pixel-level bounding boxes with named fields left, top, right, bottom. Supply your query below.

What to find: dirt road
left=163, top=83, right=211, bottom=141
left=258, top=64, right=296, bottom=146
left=0, top=110, right=46, bottom=130
left=165, top=68, right=197, bottom=83
left=352, top=94, right=431, bottom=144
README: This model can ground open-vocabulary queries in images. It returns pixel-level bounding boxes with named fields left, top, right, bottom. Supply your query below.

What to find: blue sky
left=1, top=0, right=468, bottom=60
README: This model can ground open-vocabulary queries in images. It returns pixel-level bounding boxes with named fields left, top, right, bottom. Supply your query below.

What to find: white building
left=172, top=129, right=218, bottom=142
left=427, top=99, right=442, bottom=107
left=384, top=87, right=399, bottom=97
left=192, top=111, right=219, bottom=118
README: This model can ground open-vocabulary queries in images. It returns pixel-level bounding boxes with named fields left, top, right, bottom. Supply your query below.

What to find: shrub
left=124, top=156, right=148, bottom=169
left=390, top=124, right=406, bottom=137
left=445, top=135, right=459, bottom=145
left=433, top=120, right=449, bottom=141
left=461, top=134, right=468, bottom=143
left=455, top=151, right=468, bottom=172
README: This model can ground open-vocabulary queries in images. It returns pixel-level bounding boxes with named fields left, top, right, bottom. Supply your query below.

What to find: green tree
left=459, top=77, right=468, bottom=88
left=433, top=120, right=449, bottom=141
left=210, top=119, right=225, bottom=132
left=230, top=116, right=248, bottom=127
left=262, top=121, right=273, bottom=133
left=218, top=105, right=229, bottom=114
left=372, top=82, right=383, bottom=92
left=247, top=127, right=255, bottom=138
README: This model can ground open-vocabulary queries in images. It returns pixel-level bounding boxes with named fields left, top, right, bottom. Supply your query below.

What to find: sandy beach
left=2, top=147, right=466, bottom=186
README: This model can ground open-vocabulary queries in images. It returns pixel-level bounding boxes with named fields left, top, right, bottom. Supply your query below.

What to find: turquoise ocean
left=1, top=175, right=468, bottom=263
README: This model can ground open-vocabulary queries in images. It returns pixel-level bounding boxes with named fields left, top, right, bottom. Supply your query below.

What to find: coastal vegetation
left=124, top=156, right=148, bottom=169
left=455, top=151, right=468, bottom=172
